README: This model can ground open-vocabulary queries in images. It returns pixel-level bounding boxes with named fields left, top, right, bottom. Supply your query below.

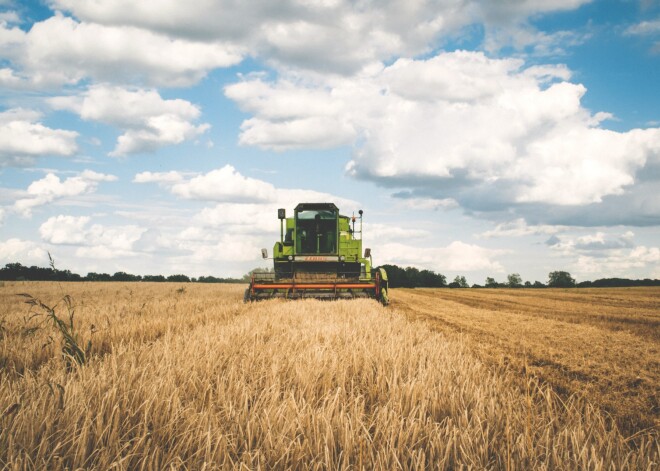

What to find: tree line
left=380, top=265, right=659, bottom=289
left=1, top=261, right=658, bottom=288
left=0, top=263, right=243, bottom=283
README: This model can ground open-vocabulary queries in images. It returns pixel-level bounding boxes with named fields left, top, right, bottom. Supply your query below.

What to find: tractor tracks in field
left=390, top=288, right=660, bottom=437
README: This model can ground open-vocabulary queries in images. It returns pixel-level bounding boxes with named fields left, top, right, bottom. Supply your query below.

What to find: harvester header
left=245, top=203, right=389, bottom=304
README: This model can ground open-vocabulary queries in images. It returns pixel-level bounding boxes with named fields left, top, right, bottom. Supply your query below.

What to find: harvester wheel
left=243, top=288, right=251, bottom=303
left=380, top=287, right=389, bottom=306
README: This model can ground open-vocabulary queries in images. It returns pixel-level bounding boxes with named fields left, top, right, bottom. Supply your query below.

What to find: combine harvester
left=245, top=203, right=389, bottom=305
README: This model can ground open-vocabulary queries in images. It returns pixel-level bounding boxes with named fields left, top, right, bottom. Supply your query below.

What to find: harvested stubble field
left=0, top=282, right=658, bottom=469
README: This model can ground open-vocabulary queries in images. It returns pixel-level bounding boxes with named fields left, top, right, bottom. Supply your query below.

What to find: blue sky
left=0, top=0, right=658, bottom=284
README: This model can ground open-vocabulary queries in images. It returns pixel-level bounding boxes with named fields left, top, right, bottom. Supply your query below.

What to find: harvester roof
left=294, top=203, right=339, bottom=212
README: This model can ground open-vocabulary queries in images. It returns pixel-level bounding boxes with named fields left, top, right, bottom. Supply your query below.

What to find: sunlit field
left=1, top=282, right=658, bottom=469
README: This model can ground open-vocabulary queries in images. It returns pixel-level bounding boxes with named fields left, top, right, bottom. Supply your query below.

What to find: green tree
left=167, top=274, right=190, bottom=282
left=507, top=273, right=522, bottom=288
left=485, top=277, right=498, bottom=288
left=450, top=275, right=468, bottom=288
left=548, top=271, right=576, bottom=288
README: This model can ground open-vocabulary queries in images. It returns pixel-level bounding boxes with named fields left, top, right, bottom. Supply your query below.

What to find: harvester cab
left=245, top=203, right=389, bottom=305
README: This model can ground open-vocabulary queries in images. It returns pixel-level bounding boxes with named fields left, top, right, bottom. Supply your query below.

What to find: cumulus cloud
left=0, top=238, right=48, bottom=265
left=376, top=240, right=505, bottom=273
left=12, top=170, right=116, bottom=217
left=132, top=171, right=186, bottom=184
left=46, top=0, right=593, bottom=75
left=169, top=232, right=264, bottom=263
left=133, top=165, right=360, bottom=250
left=0, top=108, right=78, bottom=166
left=225, top=51, right=660, bottom=221
left=50, top=85, right=210, bottom=155
left=624, top=19, right=660, bottom=36
left=548, top=231, right=637, bottom=253
left=192, top=193, right=359, bottom=235
left=135, top=164, right=358, bottom=208
left=543, top=229, right=659, bottom=278
left=0, top=13, right=241, bottom=87
left=394, top=196, right=459, bottom=211
left=574, top=245, right=660, bottom=278
left=170, top=166, right=275, bottom=203
left=573, top=231, right=635, bottom=251
left=39, top=215, right=146, bottom=258
left=480, top=218, right=564, bottom=238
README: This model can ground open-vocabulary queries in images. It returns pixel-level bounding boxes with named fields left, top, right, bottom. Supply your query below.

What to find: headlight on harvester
left=339, top=255, right=345, bottom=261
left=288, top=255, right=293, bottom=261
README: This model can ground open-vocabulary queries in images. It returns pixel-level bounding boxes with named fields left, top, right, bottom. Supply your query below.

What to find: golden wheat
left=393, top=287, right=660, bottom=436
left=0, top=282, right=657, bottom=469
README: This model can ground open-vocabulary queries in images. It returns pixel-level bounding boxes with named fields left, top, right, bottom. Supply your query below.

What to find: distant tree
left=54, top=269, right=82, bottom=281
left=167, top=274, right=190, bottom=282
left=380, top=264, right=407, bottom=287
left=373, top=264, right=446, bottom=288
left=471, top=283, right=483, bottom=288
left=524, top=281, right=532, bottom=288
left=405, top=267, right=422, bottom=287
left=485, top=277, right=498, bottom=288
left=112, top=272, right=141, bottom=282
left=198, top=275, right=221, bottom=283
left=86, top=272, right=112, bottom=281
left=419, top=269, right=446, bottom=287
left=548, top=271, right=576, bottom=288
left=507, top=273, right=523, bottom=288
left=532, top=281, right=546, bottom=288
left=451, top=275, right=468, bottom=288
left=143, top=275, right=166, bottom=282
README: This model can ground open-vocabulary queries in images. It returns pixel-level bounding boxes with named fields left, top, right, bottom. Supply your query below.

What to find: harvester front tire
left=380, top=287, right=389, bottom=306
left=243, top=288, right=251, bottom=303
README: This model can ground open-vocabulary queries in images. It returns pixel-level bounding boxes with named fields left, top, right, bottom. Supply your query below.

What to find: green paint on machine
left=245, top=203, right=389, bottom=305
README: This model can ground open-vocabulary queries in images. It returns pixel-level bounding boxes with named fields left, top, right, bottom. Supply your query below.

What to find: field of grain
left=0, top=282, right=658, bottom=469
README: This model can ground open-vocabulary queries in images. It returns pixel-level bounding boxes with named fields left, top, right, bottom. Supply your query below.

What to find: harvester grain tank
left=245, top=203, right=389, bottom=305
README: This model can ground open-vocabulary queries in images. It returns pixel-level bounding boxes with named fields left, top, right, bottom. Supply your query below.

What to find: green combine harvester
left=245, top=203, right=389, bottom=305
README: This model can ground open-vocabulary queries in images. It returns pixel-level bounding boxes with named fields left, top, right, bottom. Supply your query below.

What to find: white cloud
left=136, top=164, right=358, bottom=209
left=169, top=232, right=263, bottom=263
left=0, top=11, right=20, bottom=24
left=0, top=238, right=48, bottom=265
left=574, top=245, right=660, bottom=278
left=0, top=108, right=78, bottom=166
left=171, top=165, right=275, bottom=203
left=38, top=214, right=90, bottom=244
left=0, top=13, right=241, bottom=87
left=364, top=223, right=431, bottom=243
left=376, top=240, right=505, bottom=273
left=624, top=19, right=660, bottom=36
left=393, top=197, right=459, bottom=211
left=50, top=85, right=210, bottom=156
left=48, top=0, right=593, bottom=75
left=12, top=170, right=116, bottom=217
left=238, top=116, right=356, bottom=151
left=225, top=51, right=660, bottom=209
left=549, top=230, right=637, bottom=253
left=39, top=214, right=146, bottom=258
left=133, top=171, right=186, bottom=184
left=480, top=218, right=564, bottom=238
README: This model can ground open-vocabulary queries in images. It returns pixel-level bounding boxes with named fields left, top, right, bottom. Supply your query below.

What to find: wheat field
left=0, top=282, right=658, bottom=469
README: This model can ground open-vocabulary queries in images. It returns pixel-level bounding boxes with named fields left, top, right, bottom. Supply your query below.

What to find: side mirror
left=364, top=248, right=371, bottom=258
left=278, top=208, right=286, bottom=219
left=261, top=248, right=268, bottom=259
